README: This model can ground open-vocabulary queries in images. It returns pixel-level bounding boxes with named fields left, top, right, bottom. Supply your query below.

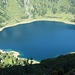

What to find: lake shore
left=0, top=50, right=20, bottom=58
left=0, top=50, right=40, bottom=64
left=0, top=18, right=75, bottom=31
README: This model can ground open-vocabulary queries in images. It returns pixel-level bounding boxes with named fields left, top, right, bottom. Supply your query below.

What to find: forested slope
left=1, top=52, right=75, bottom=75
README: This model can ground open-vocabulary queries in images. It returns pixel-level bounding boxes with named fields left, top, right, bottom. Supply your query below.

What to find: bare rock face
left=2, top=0, right=7, bottom=4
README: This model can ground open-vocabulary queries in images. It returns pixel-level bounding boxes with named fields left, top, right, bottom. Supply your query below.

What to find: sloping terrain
left=0, top=0, right=75, bottom=28
left=1, top=52, right=75, bottom=75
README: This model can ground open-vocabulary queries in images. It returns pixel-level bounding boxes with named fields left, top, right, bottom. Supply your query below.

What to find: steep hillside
left=1, top=52, right=75, bottom=75
left=40, top=52, right=75, bottom=75
left=0, top=0, right=75, bottom=28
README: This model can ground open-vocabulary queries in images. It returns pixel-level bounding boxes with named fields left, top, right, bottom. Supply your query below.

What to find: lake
left=0, top=21, right=75, bottom=61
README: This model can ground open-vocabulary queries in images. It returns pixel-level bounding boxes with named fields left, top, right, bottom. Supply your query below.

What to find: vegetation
left=0, top=0, right=75, bottom=28
left=1, top=0, right=75, bottom=75
left=1, top=50, right=75, bottom=75
left=41, top=53, right=75, bottom=74
left=0, top=50, right=27, bottom=68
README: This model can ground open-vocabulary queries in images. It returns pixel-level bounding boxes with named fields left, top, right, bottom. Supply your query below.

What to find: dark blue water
left=0, top=21, right=75, bottom=61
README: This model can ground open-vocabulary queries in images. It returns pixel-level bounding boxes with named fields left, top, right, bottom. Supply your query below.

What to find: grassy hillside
left=0, top=0, right=75, bottom=28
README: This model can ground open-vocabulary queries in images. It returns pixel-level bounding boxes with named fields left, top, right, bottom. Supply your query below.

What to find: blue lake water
left=0, top=21, right=75, bottom=61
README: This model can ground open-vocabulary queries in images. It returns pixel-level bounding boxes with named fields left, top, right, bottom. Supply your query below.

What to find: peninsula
left=0, top=50, right=40, bottom=68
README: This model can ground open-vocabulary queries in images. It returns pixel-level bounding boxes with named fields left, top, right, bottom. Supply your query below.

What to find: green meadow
left=0, top=0, right=75, bottom=28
